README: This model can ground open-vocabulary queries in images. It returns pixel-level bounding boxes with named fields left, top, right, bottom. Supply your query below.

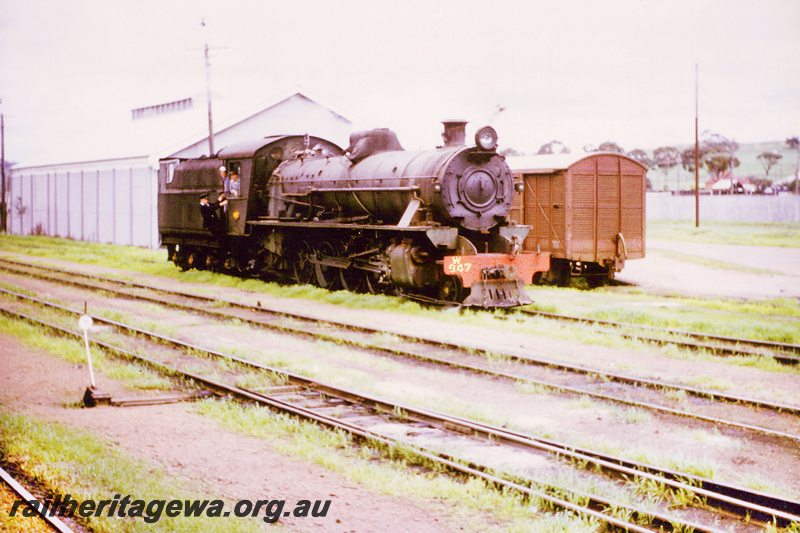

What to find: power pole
left=1, top=103, right=6, bottom=233
left=788, top=137, right=800, bottom=195
left=794, top=146, right=800, bottom=194
left=202, top=19, right=215, bottom=156
left=694, top=64, right=700, bottom=227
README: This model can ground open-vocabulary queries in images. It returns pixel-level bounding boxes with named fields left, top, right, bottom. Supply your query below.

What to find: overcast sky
left=1, top=0, right=798, bottom=163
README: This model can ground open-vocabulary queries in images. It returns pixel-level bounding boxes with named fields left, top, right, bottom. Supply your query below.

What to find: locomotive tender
left=158, top=122, right=549, bottom=307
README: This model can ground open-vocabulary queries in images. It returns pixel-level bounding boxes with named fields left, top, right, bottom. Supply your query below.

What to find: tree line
left=502, top=135, right=800, bottom=193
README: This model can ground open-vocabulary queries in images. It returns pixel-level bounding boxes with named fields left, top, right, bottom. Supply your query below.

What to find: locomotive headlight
left=475, top=126, right=498, bottom=151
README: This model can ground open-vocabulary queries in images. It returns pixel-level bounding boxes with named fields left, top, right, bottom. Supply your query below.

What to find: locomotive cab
left=158, top=135, right=344, bottom=272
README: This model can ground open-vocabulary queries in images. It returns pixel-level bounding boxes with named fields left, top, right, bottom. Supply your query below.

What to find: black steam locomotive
left=158, top=122, right=549, bottom=307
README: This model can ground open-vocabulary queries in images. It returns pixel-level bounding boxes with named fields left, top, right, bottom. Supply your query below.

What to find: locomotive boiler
left=158, top=122, right=550, bottom=307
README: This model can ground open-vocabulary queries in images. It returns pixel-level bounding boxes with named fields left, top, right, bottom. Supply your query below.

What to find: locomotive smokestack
left=442, top=120, right=468, bottom=147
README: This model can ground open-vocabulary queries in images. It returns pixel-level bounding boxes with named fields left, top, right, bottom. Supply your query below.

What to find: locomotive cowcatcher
left=158, top=122, right=549, bottom=307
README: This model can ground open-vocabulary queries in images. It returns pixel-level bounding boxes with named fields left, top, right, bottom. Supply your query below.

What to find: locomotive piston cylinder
left=388, top=243, right=438, bottom=288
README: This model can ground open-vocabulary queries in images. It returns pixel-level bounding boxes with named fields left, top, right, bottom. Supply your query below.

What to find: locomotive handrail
left=280, top=192, right=317, bottom=197
left=263, top=193, right=312, bottom=206
left=307, top=186, right=421, bottom=193
left=272, top=176, right=438, bottom=184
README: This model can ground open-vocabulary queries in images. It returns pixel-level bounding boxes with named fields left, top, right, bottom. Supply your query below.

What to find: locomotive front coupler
left=569, top=260, right=585, bottom=276
left=479, top=265, right=519, bottom=282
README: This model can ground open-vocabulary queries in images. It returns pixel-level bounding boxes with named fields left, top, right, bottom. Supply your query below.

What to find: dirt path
left=616, top=239, right=800, bottom=300
left=0, top=337, right=465, bottom=532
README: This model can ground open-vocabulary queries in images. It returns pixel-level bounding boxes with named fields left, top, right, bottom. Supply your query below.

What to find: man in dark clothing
left=199, top=192, right=227, bottom=237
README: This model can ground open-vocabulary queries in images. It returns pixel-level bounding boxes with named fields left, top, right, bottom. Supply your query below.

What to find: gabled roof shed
left=7, top=90, right=353, bottom=249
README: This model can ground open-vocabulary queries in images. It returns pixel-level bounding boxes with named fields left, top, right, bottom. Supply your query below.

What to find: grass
left=0, top=317, right=597, bottom=531
left=525, top=285, right=800, bottom=346
left=4, top=233, right=797, bottom=411
left=0, top=313, right=93, bottom=365
left=196, top=398, right=603, bottom=532
left=4, top=231, right=798, bottom=387
left=0, top=234, right=443, bottom=316
left=565, top=433, right=718, bottom=482
left=0, top=413, right=260, bottom=533
left=3, top=234, right=798, bottom=523
left=0, top=310, right=179, bottom=394
left=2, top=233, right=798, bottom=347
left=8, top=292, right=794, bottom=496
left=104, top=364, right=174, bottom=390
left=646, top=220, right=800, bottom=248
left=0, top=481, right=55, bottom=533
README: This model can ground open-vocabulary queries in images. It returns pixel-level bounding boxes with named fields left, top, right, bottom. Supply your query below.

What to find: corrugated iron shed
left=7, top=89, right=354, bottom=248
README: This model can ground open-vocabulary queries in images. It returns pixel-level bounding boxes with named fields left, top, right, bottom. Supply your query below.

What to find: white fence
left=647, top=193, right=800, bottom=223
left=6, top=160, right=160, bottom=248
left=5, top=172, right=797, bottom=250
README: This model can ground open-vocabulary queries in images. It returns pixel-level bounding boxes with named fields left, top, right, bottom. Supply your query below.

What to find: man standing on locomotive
left=229, top=172, right=241, bottom=197
left=219, top=166, right=229, bottom=195
left=199, top=191, right=228, bottom=238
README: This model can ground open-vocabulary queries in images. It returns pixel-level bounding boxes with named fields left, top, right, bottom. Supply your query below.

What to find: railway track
left=1, top=296, right=798, bottom=531
left=4, top=255, right=797, bottom=363
left=1, top=464, right=77, bottom=533
left=401, top=282, right=800, bottom=367
left=517, top=309, right=800, bottom=366
left=406, top=278, right=800, bottom=365
left=1, top=256, right=798, bottom=443
left=4, top=255, right=796, bottom=369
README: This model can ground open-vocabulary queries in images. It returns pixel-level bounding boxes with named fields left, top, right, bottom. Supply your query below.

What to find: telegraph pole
left=795, top=144, right=799, bottom=195
left=790, top=137, right=800, bottom=195
left=694, top=64, right=700, bottom=227
left=202, top=19, right=215, bottom=156
left=1, top=100, right=6, bottom=233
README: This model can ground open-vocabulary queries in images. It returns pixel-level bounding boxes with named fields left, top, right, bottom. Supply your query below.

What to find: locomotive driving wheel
left=337, top=237, right=371, bottom=293
left=185, top=251, right=204, bottom=271
left=292, top=241, right=315, bottom=285
left=314, top=241, right=342, bottom=290
left=339, top=266, right=367, bottom=293
left=364, top=269, right=385, bottom=295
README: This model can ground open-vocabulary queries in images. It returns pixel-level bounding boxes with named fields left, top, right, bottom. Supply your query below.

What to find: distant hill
left=647, top=140, right=798, bottom=192
left=732, top=141, right=797, bottom=183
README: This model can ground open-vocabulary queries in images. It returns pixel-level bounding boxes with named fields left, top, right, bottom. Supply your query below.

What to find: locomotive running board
left=248, top=219, right=459, bottom=248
